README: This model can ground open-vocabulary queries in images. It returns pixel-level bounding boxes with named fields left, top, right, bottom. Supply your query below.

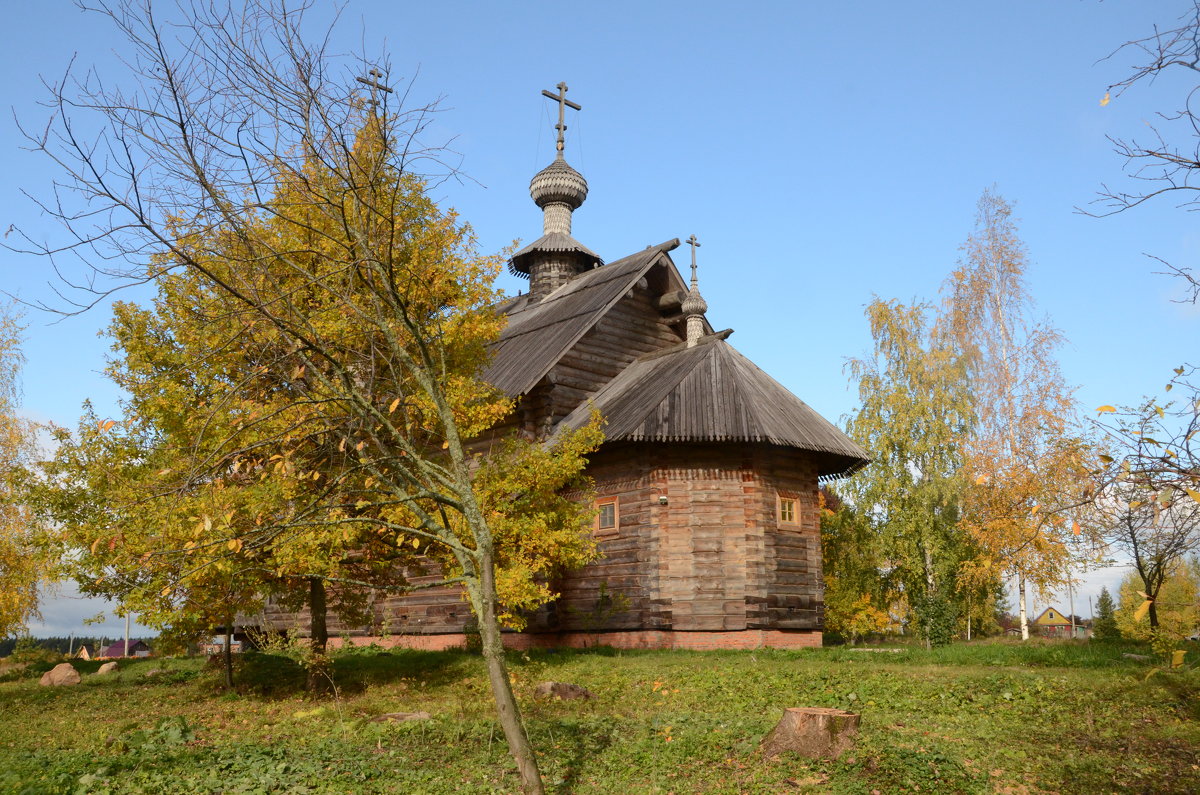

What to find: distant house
left=74, top=645, right=94, bottom=661
left=1033, top=608, right=1088, bottom=639
left=100, top=640, right=151, bottom=658
left=200, top=639, right=243, bottom=656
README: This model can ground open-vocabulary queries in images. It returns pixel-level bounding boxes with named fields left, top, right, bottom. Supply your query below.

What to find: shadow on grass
left=229, top=648, right=479, bottom=699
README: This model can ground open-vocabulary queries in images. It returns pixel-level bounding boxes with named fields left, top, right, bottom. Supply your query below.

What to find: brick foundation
left=327, top=629, right=821, bottom=653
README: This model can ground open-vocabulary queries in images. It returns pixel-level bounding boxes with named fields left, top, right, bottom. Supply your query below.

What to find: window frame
left=596, top=497, right=619, bottom=537
left=778, top=495, right=798, bottom=526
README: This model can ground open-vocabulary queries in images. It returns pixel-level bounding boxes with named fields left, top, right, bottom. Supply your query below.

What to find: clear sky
left=4, top=1, right=1196, bottom=635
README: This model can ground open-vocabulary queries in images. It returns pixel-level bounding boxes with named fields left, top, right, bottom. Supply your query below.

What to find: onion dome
left=681, top=284, right=708, bottom=317
left=529, top=155, right=589, bottom=210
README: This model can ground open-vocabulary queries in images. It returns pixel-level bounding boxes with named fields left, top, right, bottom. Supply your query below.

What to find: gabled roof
left=554, top=333, right=869, bottom=478
left=1033, top=607, right=1071, bottom=626
left=484, top=239, right=680, bottom=396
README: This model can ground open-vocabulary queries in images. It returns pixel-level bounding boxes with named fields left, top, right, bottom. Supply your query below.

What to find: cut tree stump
left=760, top=707, right=860, bottom=760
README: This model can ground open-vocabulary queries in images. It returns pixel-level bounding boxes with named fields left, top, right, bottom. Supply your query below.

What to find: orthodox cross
left=687, top=234, right=701, bottom=285
left=541, top=82, right=581, bottom=154
left=356, top=68, right=393, bottom=110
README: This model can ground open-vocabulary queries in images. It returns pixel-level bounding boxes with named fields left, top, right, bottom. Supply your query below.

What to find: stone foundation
left=327, top=628, right=821, bottom=653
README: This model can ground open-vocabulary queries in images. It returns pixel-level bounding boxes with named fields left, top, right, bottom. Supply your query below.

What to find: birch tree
left=0, top=305, right=43, bottom=638
left=843, top=299, right=977, bottom=646
left=944, top=189, right=1092, bottom=640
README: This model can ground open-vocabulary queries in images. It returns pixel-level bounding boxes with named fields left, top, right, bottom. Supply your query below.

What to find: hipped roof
left=554, top=334, right=870, bottom=478
left=508, top=232, right=603, bottom=276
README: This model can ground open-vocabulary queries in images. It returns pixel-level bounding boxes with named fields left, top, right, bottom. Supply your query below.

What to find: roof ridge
left=483, top=239, right=682, bottom=396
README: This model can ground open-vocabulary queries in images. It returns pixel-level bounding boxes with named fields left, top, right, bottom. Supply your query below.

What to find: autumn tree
left=842, top=298, right=979, bottom=647
left=1090, top=9, right=1200, bottom=609
left=20, top=2, right=599, bottom=791
left=1114, top=559, right=1199, bottom=643
left=944, top=189, right=1093, bottom=641
left=1091, top=388, right=1200, bottom=631
left=0, top=304, right=43, bottom=638
left=1093, top=1, right=1200, bottom=301
left=819, top=488, right=891, bottom=643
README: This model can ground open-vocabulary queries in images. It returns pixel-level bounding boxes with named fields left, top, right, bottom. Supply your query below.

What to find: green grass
left=0, top=639, right=1196, bottom=794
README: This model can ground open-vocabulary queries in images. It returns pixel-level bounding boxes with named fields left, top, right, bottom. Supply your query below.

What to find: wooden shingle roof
left=508, top=232, right=603, bottom=276
left=555, top=334, right=870, bottom=478
left=484, top=239, right=680, bottom=396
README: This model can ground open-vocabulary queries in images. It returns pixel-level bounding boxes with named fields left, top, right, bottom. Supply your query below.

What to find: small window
left=596, top=498, right=618, bottom=535
left=779, top=498, right=796, bottom=524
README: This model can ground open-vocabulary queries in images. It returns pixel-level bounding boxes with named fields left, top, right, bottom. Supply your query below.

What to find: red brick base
left=327, top=629, right=822, bottom=652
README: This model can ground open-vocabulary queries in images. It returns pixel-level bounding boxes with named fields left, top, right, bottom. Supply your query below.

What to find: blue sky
left=4, top=1, right=1196, bottom=635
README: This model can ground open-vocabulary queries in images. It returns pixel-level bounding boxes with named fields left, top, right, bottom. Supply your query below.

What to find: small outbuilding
left=100, top=640, right=151, bottom=658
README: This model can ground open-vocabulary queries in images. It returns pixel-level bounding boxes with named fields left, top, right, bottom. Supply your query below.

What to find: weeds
left=1, top=641, right=1196, bottom=793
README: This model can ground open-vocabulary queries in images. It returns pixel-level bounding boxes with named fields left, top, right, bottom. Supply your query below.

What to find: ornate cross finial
left=356, top=68, right=393, bottom=111
left=687, top=234, right=701, bottom=286
left=541, top=82, right=582, bottom=155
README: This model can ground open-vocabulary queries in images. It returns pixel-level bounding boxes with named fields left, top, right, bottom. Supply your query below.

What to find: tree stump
left=760, top=707, right=860, bottom=760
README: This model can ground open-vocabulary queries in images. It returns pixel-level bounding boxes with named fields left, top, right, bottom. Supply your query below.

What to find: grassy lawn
left=1, top=640, right=1196, bottom=794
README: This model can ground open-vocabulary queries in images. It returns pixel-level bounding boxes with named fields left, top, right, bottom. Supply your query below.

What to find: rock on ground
left=369, top=711, right=431, bottom=722
left=534, top=681, right=594, bottom=700
left=96, top=662, right=119, bottom=675
left=39, top=663, right=82, bottom=687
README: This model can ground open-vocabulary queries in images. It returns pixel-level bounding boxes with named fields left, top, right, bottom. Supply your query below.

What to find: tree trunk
left=1018, top=577, right=1029, bottom=641
left=1148, top=599, right=1159, bottom=629
left=922, top=546, right=934, bottom=650
left=761, top=707, right=861, bottom=760
left=223, top=624, right=234, bottom=689
left=474, top=550, right=544, bottom=795
left=307, top=576, right=330, bottom=693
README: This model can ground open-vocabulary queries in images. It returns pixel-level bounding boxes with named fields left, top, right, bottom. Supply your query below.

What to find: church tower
left=507, top=83, right=602, bottom=298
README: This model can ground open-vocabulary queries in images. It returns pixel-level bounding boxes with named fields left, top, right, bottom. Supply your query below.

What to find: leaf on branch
left=1072, top=521, right=1081, bottom=535
left=974, top=474, right=990, bottom=485
left=1186, top=488, right=1200, bottom=505
left=1096, top=405, right=1116, bottom=414
left=389, top=398, right=400, bottom=413
left=1133, top=599, right=1152, bottom=623
left=1098, top=454, right=1114, bottom=464
left=98, top=419, right=116, bottom=432
left=1100, top=91, right=1110, bottom=107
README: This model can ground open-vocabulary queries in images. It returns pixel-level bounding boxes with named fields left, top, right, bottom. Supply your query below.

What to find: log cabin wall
left=546, top=442, right=824, bottom=642
left=544, top=281, right=683, bottom=425
left=648, top=444, right=821, bottom=635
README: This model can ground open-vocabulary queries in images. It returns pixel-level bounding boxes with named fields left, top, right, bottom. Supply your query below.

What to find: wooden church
left=262, top=86, right=867, bottom=650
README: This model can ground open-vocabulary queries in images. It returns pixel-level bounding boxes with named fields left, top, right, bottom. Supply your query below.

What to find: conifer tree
left=1092, top=586, right=1119, bottom=642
